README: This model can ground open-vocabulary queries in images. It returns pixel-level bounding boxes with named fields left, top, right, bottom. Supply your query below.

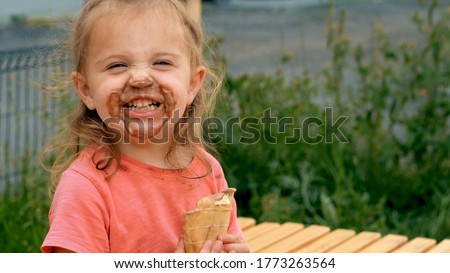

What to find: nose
left=128, top=68, right=153, bottom=89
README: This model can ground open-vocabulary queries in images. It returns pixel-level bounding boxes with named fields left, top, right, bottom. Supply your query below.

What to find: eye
left=153, top=59, right=172, bottom=66
left=107, top=63, right=127, bottom=70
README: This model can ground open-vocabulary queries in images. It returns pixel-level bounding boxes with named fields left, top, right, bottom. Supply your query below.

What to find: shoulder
left=65, top=145, right=109, bottom=180
left=198, top=149, right=224, bottom=176
left=55, top=145, right=111, bottom=200
left=194, top=149, right=230, bottom=191
left=51, top=145, right=111, bottom=218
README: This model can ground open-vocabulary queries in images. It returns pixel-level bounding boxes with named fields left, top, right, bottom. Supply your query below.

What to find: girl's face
left=72, top=5, right=205, bottom=145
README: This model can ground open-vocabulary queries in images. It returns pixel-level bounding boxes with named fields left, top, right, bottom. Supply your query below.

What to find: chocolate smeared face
left=107, top=82, right=176, bottom=140
left=72, top=5, right=205, bottom=147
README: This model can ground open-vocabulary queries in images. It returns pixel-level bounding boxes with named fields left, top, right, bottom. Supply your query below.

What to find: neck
left=117, top=141, right=194, bottom=169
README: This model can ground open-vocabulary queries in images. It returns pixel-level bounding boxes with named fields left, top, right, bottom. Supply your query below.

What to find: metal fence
left=0, top=45, right=71, bottom=184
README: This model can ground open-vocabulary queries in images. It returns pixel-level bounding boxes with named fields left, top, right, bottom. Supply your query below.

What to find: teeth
left=127, top=99, right=159, bottom=109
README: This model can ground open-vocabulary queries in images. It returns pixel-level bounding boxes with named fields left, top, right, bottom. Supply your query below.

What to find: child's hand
left=199, top=240, right=226, bottom=253
left=218, top=233, right=251, bottom=253
left=174, top=237, right=225, bottom=253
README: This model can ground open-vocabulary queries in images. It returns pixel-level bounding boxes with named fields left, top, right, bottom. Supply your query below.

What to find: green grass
left=0, top=157, right=50, bottom=252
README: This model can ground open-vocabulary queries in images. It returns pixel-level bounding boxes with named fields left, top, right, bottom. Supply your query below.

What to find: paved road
left=202, top=0, right=450, bottom=76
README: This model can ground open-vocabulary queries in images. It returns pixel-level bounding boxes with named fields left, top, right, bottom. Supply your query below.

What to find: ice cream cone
left=183, top=188, right=236, bottom=253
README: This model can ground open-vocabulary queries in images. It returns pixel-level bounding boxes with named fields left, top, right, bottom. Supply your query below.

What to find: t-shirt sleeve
left=41, top=169, right=110, bottom=253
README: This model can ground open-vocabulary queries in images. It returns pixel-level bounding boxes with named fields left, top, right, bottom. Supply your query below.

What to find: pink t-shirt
left=41, top=146, right=244, bottom=253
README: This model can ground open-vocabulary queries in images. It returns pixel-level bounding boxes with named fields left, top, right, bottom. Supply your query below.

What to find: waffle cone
left=183, top=188, right=236, bottom=253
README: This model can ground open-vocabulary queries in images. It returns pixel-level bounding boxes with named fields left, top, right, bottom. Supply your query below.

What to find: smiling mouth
left=106, top=83, right=176, bottom=140
left=126, top=100, right=162, bottom=112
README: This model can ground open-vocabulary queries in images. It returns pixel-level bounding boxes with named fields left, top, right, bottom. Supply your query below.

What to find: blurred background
left=1, top=0, right=449, bottom=252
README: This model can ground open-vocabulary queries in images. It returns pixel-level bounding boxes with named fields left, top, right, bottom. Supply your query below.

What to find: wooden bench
left=237, top=217, right=450, bottom=253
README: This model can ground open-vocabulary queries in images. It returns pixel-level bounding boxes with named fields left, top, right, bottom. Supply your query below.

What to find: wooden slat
left=259, top=225, right=330, bottom=253
left=327, top=231, right=381, bottom=253
left=249, top=222, right=304, bottom=253
left=295, top=229, right=356, bottom=253
left=236, top=216, right=448, bottom=253
left=427, top=239, right=450, bottom=253
left=358, top=234, right=408, bottom=253
left=237, top=217, right=256, bottom=231
left=392, top=237, right=436, bottom=253
left=243, top=222, right=280, bottom=242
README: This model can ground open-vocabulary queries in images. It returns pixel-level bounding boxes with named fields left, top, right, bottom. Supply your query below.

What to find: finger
left=210, top=240, right=224, bottom=253
left=200, top=240, right=213, bottom=253
left=223, top=242, right=251, bottom=253
left=218, top=233, right=241, bottom=244
left=174, top=237, right=185, bottom=253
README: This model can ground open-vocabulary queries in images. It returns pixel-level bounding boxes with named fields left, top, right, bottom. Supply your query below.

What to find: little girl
left=41, top=0, right=249, bottom=253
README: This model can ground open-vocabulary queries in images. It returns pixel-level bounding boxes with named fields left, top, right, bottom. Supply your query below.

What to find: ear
left=187, top=66, right=206, bottom=104
left=71, top=71, right=95, bottom=110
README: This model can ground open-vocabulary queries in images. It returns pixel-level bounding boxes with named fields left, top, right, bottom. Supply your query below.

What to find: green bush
left=217, top=0, right=450, bottom=240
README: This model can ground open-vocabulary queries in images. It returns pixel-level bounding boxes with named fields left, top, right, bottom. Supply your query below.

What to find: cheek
left=92, top=91, right=116, bottom=121
left=93, top=80, right=125, bottom=116
left=175, top=92, right=190, bottom=110
left=96, top=105, right=113, bottom=121
left=160, top=78, right=190, bottom=106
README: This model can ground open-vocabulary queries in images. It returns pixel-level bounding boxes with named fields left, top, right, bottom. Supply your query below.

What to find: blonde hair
left=42, top=0, right=223, bottom=196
